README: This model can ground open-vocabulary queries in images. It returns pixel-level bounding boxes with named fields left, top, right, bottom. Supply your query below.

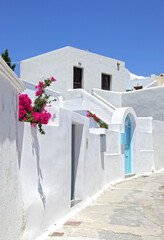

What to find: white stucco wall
left=18, top=108, right=72, bottom=240
left=92, top=86, right=164, bottom=121
left=92, top=88, right=122, bottom=108
left=105, top=127, right=124, bottom=182
left=65, top=47, right=125, bottom=93
left=63, top=89, right=114, bottom=124
left=20, top=46, right=125, bottom=98
left=21, top=80, right=62, bottom=107
left=122, top=86, right=164, bottom=120
left=136, top=118, right=154, bottom=174
left=0, top=68, right=25, bottom=240
left=18, top=106, right=128, bottom=239
left=153, top=120, right=164, bottom=170
left=20, top=48, right=68, bottom=97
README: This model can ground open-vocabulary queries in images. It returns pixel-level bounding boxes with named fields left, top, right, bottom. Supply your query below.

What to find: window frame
left=101, top=73, right=111, bottom=91
left=73, top=66, right=83, bottom=89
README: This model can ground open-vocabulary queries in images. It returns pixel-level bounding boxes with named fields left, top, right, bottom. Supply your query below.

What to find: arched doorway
left=125, top=115, right=131, bottom=174
left=111, top=107, right=137, bottom=176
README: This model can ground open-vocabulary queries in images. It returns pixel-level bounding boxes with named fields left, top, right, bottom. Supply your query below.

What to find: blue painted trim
left=125, top=115, right=131, bottom=174
left=121, top=132, right=125, bottom=145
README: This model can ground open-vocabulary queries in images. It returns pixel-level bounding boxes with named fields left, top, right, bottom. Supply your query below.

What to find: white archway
left=111, top=107, right=137, bottom=175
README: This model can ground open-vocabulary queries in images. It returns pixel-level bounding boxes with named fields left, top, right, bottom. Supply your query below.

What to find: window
left=73, top=67, right=82, bottom=89
left=101, top=74, right=111, bottom=91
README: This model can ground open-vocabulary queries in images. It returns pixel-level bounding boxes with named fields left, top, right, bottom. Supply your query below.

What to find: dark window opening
left=73, top=67, right=82, bottom=89
left=101, top=74, right=111, bottom=91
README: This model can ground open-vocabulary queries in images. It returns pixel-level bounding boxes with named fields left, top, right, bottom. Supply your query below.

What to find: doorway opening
left=71, top=124, right=83, bottom=207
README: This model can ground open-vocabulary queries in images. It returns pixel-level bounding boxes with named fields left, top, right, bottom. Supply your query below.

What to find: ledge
left=89, top=128, right=106, bottom=135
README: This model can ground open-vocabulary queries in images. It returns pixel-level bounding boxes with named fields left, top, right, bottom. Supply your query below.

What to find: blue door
left=125, top=116, right=131, bottom=174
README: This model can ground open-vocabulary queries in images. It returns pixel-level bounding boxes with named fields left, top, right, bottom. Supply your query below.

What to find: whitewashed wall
left=20, top=48, right=68, bottom=97
left=20, top=46, right=125, bottom=98
left=18, top=108, right=72, bottom=240
left=93, top=86, right=164, bottom=121
left=0, top=73, right=25, bottom=240
left=92, top=88, right=122, bottom=108
left=136, top=118, right=154, bottom=174
left=64, top=89, right=114, bottom=124
left=18, top=107, right=125, bottom=239
left=153, top=120, right=164, bottom=170
left=65, top=47, right=125, bottom=94
left=122, top=86, right=164, bottom=120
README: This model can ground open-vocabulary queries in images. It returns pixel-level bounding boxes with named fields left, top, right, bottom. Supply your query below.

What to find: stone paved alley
left=44, top=171, right=164, bottom=240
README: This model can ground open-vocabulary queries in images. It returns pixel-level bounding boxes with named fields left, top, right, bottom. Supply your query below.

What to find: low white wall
left=105, top=128, right=124, bottom=182
left=64, top=89, right=114, bottom=123
left=18, top=108, right=72, bottom=240
left=0, top=76, right=25, bottom=240
left=105, top=154, right=124, bottom=183
left=122, top=86, right=164, bottom=120
left=91, top=86, right=164, bottom=121
left=153, top=120, right=164, bottom=170
left=22, top=80, right=62, bottom=107
left=136, top=118, right=154, bottom=174
left=83, top=133, right=105, bottom=199
left=92, top=88, right=122, bottom=108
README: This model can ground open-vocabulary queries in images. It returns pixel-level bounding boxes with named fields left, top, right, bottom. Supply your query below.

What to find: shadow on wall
left=18, top=122, right=46, bottom=209
left=31, top=127, right=46, bottom=209
left=18, top=122, right=24, bottom=169
left=101, top=152, right=105, bottom=170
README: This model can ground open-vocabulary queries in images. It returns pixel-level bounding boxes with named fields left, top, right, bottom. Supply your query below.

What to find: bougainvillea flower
left=35, top=90, right=42, bottom=96
left=51, top=77, right=56, bottom=82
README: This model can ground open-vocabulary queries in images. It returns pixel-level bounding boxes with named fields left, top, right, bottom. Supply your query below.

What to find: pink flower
left=32, top=123, right=36, bottom=127
left=32, top=112, right=41, bottom=122
left=35, top=90, right=42, bottom=96
left=51, top=77, right=56, bottom=82
left=87, top=113, right=91, bottom=117
left=95, top=117, right=98, bottom=121
left=19, top=94, right=33, bottom=111
left=39, top=82, right=44, bottom=87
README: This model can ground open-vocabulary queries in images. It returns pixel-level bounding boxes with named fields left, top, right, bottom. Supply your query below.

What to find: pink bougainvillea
left=86, top=110, right=108, bottom=129
left=51, top=77, right=56, bottom=82
left=19, top=77, right=56, bottom=134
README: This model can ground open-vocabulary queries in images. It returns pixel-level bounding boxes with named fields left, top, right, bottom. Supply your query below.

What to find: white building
left=0, top=57, right=25, bottom=240
left=20, top=46, right=125, bottom=97
left=18, top=47, right=164, bottom=239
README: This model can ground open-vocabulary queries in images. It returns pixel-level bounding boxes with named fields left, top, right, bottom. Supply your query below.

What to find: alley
left=46, top=172, right=164, bottom=240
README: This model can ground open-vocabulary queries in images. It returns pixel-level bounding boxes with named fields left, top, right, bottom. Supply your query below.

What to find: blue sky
left=0, top=0, right=164, bottom=77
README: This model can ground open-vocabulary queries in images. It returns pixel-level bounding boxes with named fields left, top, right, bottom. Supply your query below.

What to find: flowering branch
left=19, top=77, right=56, bottom=135
left=86, top=111, right=108, bottom=129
